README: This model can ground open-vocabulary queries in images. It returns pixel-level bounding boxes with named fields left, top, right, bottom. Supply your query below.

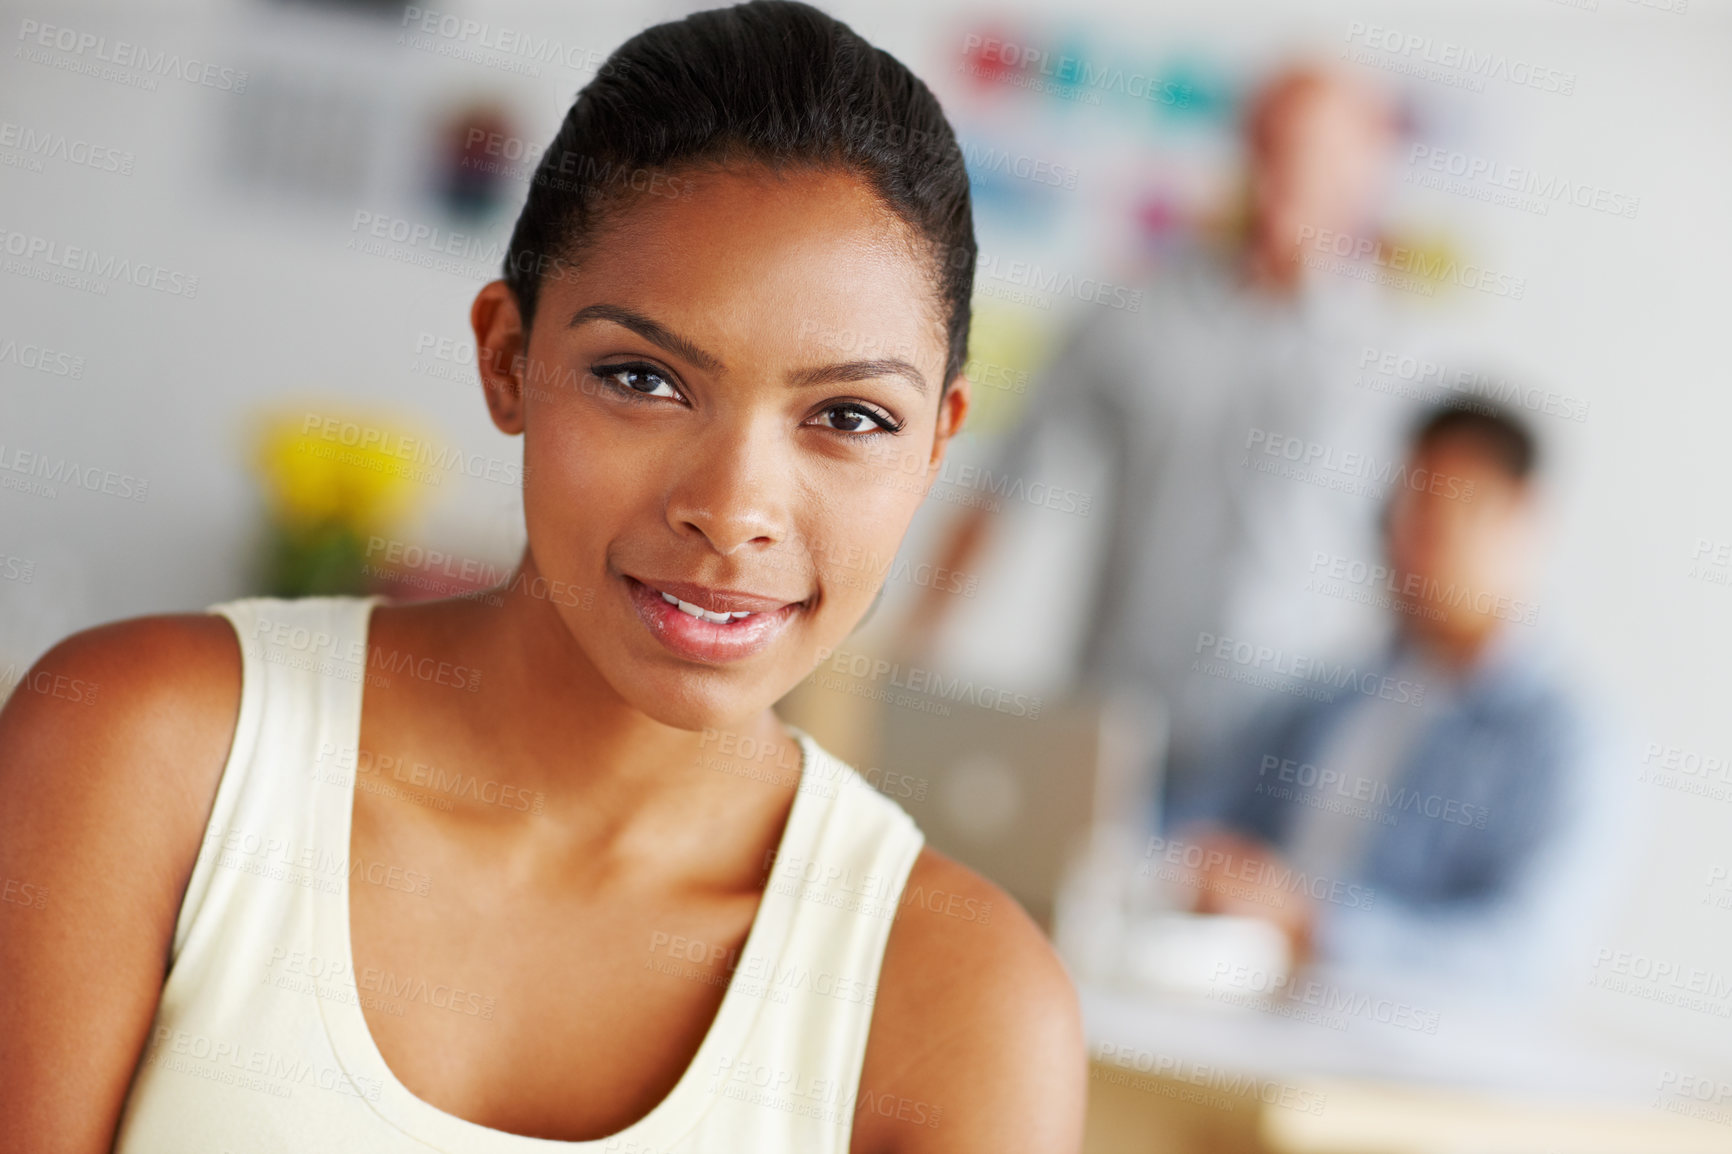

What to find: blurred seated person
left=1163, top=401, right=1630, bottom=995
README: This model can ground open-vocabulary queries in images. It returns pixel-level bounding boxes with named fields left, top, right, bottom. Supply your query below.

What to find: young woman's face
left=476, top=164, right=968, bottom=729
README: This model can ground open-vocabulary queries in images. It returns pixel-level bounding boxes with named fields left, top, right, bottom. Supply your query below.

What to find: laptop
left=869, top=689, right=1165, bottom=931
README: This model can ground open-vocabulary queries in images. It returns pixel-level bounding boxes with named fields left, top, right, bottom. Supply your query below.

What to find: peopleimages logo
left=1654, top=1070, right=1732, bottom=1129
left=0, top=227, right=199, bottom=297
left=1356, top=345, right=1591, bottom=423
left=812, top=645, right=1043, bottom=719
left=0, top=120, right=135, bottom=175
left=961, top=140, right=1080, bottom=190
left=1257, top=753, right=1489, bottom=830
left=1588, top=948, right=1732, bottom=1018
left=1091, top=1042, right=1327, bottom=1115
left=0, top=444, right=148, bottom=501
left=959, top=34, right=1199, bottom=108
left=1192, top=631, right=1426, bottom=707
left=299, top=414, right=521, bottom=487
left=1208, top=961, right=1441, bottom=1034
left=15, top=20, right=249, bottom=92
left=1242, top=427, right=1479, bottom=504
left=399, top=7, right=621, bottom=77
left=1342, top=22, right=1576, bottom=96
left=974, top=251, right=1143, bottom=311
left=0, top=336, right=84, bottom=379
left=1405, top=144, right=1640, bottom=220
left=1142, top=835, right=1377, bottom=911
left=1306, top=550, right=1540, bottom=628
left=1294, top=226, right=1526, bottom=299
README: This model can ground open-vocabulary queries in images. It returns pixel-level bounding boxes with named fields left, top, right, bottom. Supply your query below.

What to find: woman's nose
left=663, top=419, right=795, bottom=556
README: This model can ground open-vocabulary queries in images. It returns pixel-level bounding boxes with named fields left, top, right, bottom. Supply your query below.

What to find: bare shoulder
left=0, top=611, right=243, bottom=1153
left=2, top=610, right=243, bottom=790
left=0, top=608, right=245, bottom=925
left=853, top=847, right=1086, bottom=1154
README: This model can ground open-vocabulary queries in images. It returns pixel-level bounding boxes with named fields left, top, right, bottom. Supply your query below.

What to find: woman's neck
left=362, top=555, right=802, bottom=882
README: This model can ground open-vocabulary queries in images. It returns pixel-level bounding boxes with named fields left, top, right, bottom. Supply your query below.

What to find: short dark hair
left=502, top=0, right=976, bottom=389
left=1410, top=399, right=1538, bottom=482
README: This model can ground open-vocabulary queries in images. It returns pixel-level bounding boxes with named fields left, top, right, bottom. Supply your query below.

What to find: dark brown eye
left=593, top=363, right=680, bottom=399
left=812, top=402, right=901, bottom=435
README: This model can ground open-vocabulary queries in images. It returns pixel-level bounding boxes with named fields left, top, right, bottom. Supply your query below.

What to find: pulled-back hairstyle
left=502, top=0, right=976, bottom=389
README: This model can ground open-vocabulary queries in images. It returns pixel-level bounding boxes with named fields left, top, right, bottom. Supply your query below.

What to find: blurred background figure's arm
left=895, top=305, right=1127, bottom=667
left=1154, top=703, right=1325, bottom=964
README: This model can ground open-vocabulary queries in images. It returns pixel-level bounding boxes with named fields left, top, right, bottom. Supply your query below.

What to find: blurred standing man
left=906, top=65, right=1423, bottom=788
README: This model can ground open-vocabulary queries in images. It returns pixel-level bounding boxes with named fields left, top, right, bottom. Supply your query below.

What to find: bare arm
left=0, top=616, right=240, bottom=1154
left=853, top=849, right=1087, bottom=1154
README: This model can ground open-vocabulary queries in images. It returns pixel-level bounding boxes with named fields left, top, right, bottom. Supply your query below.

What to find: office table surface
left=1080, top=980, right=1732, bottom=1154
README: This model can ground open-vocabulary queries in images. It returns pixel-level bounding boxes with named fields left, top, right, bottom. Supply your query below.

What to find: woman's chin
left=614, top=669, right=788, bottom=735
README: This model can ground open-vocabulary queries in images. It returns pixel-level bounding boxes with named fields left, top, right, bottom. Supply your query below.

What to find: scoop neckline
left=315, top=594, right=819, bottom=1150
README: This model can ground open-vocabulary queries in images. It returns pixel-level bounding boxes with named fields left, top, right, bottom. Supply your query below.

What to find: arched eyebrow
left=787, top=358, right=928, bottom=396
left=568, top=302, right=929, bottom=396
left=568, top=303, right=722, bottom=374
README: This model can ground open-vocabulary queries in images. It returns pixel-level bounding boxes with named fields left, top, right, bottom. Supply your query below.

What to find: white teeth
left=676, top=595, right=733, bottom=624
left=656, top=588, right=753, bottom=623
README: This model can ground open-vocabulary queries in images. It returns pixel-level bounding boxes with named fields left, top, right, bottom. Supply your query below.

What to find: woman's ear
left=472, top=280, right=528, bottom=435
left=928, top=371, right=971, bottom=470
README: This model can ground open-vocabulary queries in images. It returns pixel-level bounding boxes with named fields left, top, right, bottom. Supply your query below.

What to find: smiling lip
left=623, top=575, right=805, bottom=664
left=631, top=577, right=800, bottom=616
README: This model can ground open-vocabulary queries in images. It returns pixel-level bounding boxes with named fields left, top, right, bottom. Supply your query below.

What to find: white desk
left=1079, top=980, right=1732, bottom=1154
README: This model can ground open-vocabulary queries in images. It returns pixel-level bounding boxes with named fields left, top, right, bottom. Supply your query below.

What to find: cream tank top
left=112, top=595, right=926, bottom=1153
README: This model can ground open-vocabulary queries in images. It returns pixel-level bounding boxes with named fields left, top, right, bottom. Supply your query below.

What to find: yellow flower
left=253, top=406, right=430, bottom=534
